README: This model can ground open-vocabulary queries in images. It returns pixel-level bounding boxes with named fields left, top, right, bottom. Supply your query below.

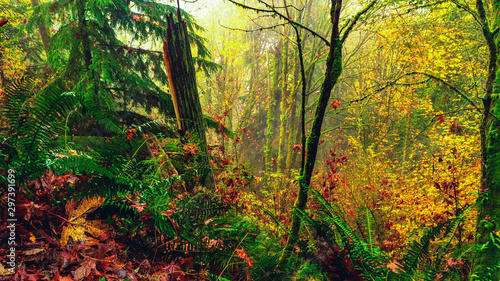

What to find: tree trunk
left=474, top=0, right=500, bottom=277
left=265, top=40, right=282, bottom=173
left=31, top=0, right=51, bottom=54
left=279, top=0, right=344, bottom=267
left=286, top=54, right=301, bottom=174
left=277, top=37, right=290, bottom=173
left=163, top=12, right=213, bottom=190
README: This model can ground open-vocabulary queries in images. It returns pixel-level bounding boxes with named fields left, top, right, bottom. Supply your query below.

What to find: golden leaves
left=60, top=196, right=107, bottom=247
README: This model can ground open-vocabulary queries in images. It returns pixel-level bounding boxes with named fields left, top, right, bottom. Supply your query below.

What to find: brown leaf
left=73, top=258, right=96, bottom=280
left=436, top=113, right=445, bottom=124
left=24, top=248, right=44, bottom=255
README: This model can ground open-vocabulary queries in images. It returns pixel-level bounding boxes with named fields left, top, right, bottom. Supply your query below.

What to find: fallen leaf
left=436, top=113, right=445, bottom=124
left=60, top=196, right=107, bottom=246
left=73, top=258, right=96, bottom=280
left=24, top=248, right=44, bottom=255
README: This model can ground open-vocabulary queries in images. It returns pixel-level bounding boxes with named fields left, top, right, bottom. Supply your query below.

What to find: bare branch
left=228, top=0, right=331, bottom=46
left=219, top=21, right=288, bottom=33
left=406, top=71, right=481, bottom=113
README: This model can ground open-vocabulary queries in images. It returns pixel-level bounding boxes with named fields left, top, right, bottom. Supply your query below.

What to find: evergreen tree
left=28, top=0, right=216, bottom=118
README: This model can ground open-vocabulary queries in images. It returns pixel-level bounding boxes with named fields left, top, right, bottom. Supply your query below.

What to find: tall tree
left=471, top=0, right=500, bottom=277
left=28, top=0, right=214, bottom=117
left=229, top=0, right=378, bottom=267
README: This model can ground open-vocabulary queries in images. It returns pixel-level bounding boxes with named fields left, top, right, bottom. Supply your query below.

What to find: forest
left=0, top=0, right=499, bottom=279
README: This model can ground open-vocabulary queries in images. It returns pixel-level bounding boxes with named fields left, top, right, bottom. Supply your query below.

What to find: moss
left=475, top=100, right=500, bottom=279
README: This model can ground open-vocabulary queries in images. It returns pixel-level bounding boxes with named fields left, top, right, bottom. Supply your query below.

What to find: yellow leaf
left=60, top=196, right=107, bottom=246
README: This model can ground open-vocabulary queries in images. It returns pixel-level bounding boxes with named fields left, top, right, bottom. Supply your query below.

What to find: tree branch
left=406, top=71, right=481, bottom=113
left=340, top=0, right=378, bottom=43
left=228, top=0, right=331, bottom=46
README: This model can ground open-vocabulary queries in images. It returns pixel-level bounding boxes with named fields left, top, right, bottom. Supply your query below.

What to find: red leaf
left=330, top=100, right=341, bottom=109
left=0, top=20, right=8, bottom=27
left=292, top=145, right=301, bottom=151
left=436, top=114, right=445, bottom=124
left=126, top=128, right=137, bottom=140
left=236, top=248, right=253, bottom=269
left=130, top=202, right=145, bottom=213
left=348, top=209, right=356, bottom=217
left=156, top=260, right=185, bottom=281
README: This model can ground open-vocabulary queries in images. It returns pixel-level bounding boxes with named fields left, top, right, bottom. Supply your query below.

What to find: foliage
left=1, top=0, right=498, bottom=279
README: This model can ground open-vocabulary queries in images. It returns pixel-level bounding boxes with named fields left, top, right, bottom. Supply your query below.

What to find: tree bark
left=285, top=54, right=300, bottom=174
left=163, top=12, right=213, bottom=190
left=265, top=40, right=282, bottom=173
left=474, top=0, right=500, bottom=277
left=277, top=36, right=290, bottom=173
left=30, top=0, right=51, bottom=55
left=279, top=0, right=344, bottom=267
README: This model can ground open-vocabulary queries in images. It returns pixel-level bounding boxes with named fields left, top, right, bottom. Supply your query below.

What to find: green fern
left=2, top=77, right=79, bottom=184
left=300, top=188, right=473, bottom=280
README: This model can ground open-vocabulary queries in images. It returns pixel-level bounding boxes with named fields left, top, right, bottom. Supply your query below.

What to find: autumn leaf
left=348, top=209, right=356, bottom=217
left=436, top=113, right=445, bottom=124
left=235, top=248, right=253, bottom=269
left=126, top=128, right=137, bottom=140
left=73, top=258, right=96, bottom=280
left=386, top=261, right=404, bottom=273
left=330, top=100, right=341, bottom=109
left=183, top=143, right=198, bottom=154
left=60, top=196, right=107, bottom=247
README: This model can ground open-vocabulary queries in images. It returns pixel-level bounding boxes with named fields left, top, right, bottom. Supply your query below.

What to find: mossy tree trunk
left=279, top=0, right=344, bottom=266
left=278, top=0, right=378, bottom=267
left=285, top=54, right=300, bottom=174
left=30, top=0, right=50, bottom=55
left=163, top=12, right=213, bottom=190
left=474, top=0, right=500, bottom=277
left=265, top=40, right=282, bottom=173
left=277, top=36, right=290, bottom=173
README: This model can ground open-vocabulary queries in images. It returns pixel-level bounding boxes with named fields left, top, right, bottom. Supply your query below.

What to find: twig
left=218, top=232, right=249, bottom=280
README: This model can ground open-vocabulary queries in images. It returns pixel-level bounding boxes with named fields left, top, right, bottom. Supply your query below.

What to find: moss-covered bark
left=30, top=0, right=51, bottom=55
left=163, top=12, right=213, bottom=190
left=277, top=37, right=290, bottom=173
left=264, top=41, right=282, bottom=173
left=286, top=54, right=301, bottom=173
left=279, top=0, right=344, bottom=267
left=472, top=0, right=500, bottom=278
